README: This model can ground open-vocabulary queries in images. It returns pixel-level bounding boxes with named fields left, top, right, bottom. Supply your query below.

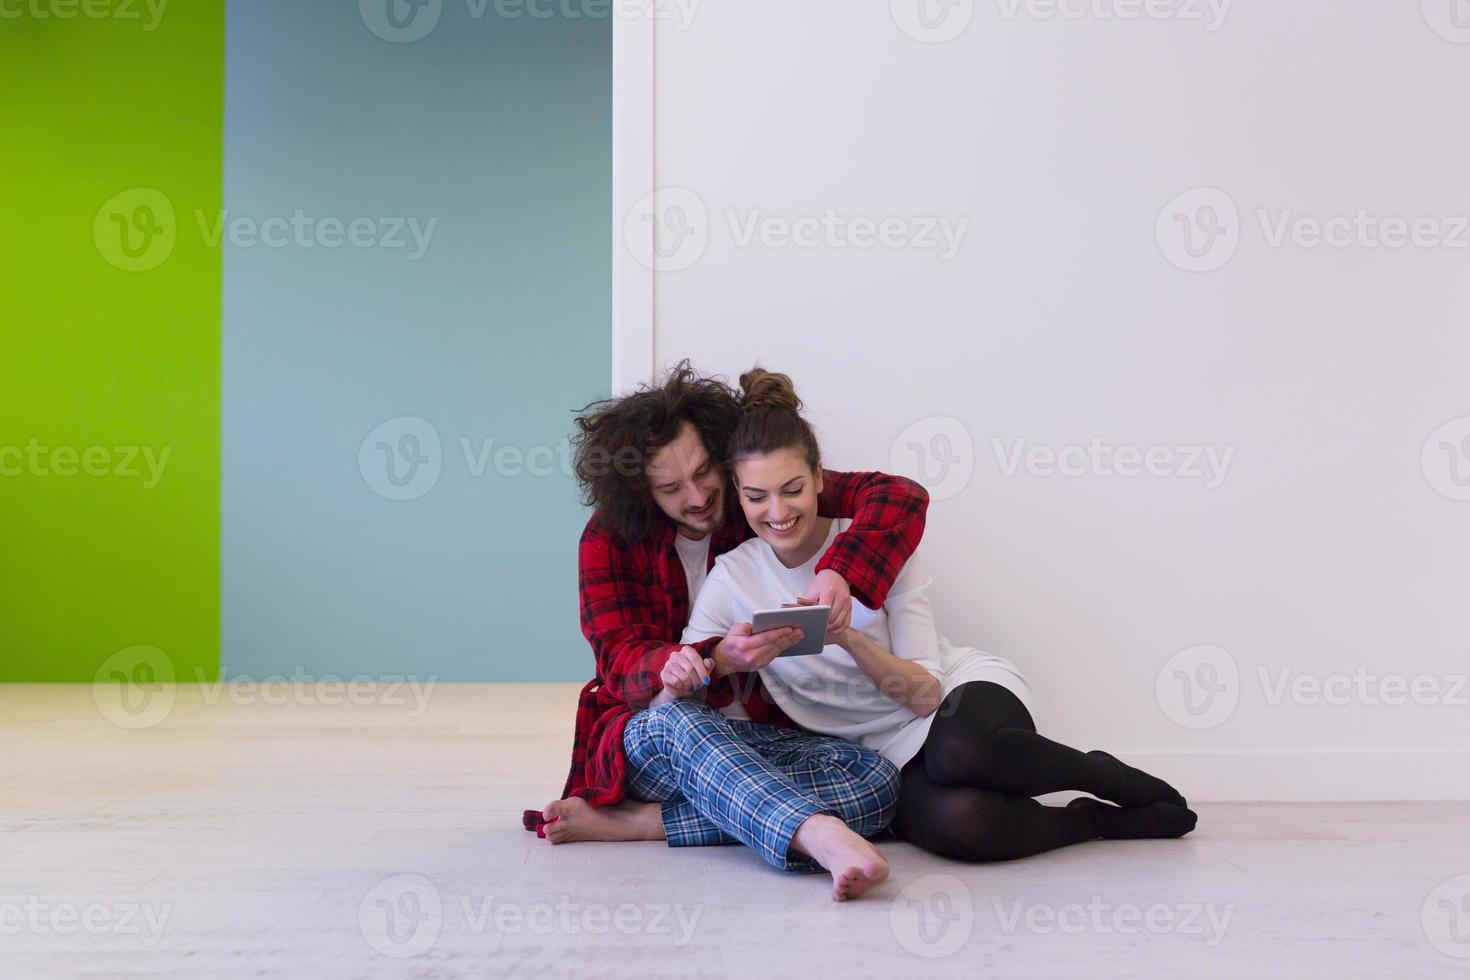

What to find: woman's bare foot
left=542, top=797, right=666, bottom=844
left=790, top=814, right=889, bottom=902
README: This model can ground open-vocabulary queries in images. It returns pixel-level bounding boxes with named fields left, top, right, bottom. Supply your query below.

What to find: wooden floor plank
left=1, top=683, right=1465, bottom=978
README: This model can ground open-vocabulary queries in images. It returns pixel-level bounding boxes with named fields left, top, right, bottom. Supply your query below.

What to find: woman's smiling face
left=734, top=448, right=824, bottom=561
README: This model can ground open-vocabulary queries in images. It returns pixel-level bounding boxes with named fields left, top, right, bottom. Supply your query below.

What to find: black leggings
left=891, top=681, right=1191, bottom=862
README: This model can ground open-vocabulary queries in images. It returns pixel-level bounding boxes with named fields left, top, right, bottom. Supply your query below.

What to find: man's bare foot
left=542, top=797, right=666, bottom=844
left=790, top=814, right=889, bottom=902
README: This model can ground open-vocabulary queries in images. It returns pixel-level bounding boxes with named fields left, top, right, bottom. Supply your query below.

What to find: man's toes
left=831, top=866, right=877, bottom=902
left=546, top=823, right=571, bottom=844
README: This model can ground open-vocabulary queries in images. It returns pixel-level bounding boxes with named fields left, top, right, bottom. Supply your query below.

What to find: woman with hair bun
left=671, top=367, right=1198, bottom=862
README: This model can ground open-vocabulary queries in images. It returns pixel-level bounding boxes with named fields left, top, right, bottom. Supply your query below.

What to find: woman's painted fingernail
left=702, top=675, right=710, bottom=686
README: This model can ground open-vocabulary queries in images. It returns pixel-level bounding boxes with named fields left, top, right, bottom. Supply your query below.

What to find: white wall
left=640, top=0, right=1470, bottom=799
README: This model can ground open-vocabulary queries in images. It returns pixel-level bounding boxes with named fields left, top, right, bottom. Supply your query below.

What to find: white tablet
left=751, top=604, right=831, bottom=657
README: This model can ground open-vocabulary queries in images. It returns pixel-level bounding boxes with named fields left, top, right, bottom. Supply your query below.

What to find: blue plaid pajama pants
left=622, top=699, right=900, bottom=873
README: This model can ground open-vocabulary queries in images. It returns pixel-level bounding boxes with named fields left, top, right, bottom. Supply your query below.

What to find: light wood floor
left=2, top=683, right=1467, bottom=978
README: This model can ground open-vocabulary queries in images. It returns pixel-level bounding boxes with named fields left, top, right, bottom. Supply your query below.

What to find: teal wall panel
left=221, top=1, right=611, bottom=681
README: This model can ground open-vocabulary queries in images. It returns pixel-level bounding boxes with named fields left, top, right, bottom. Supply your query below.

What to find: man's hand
left=659, top=645, right=714, bottom=700
left=712, top=623, right=803, bottom=676
left=802, top=568, right=852, bottom=639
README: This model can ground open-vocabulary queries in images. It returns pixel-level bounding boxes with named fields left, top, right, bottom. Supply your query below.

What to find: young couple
left=523, top=363, right=1196, bottom=902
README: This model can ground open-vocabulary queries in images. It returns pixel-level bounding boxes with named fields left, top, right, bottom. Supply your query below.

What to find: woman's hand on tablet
left=713, top=622, right=802, bottom=675
left=801, top=569, right=852, bottom=636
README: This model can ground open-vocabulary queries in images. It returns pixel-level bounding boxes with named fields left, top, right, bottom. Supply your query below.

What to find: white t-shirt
left=672, top=531, right=748, bottom=721
left=681, top=518, right=1033, bottom=768
left=673, top=532, right=709, bottom=601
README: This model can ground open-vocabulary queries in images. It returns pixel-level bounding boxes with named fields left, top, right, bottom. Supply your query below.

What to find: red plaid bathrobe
left=523, top=469, right=929, bottom=836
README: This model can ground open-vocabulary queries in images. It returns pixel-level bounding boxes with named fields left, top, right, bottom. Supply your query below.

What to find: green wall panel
left=0, top=5, right=223, bottom=681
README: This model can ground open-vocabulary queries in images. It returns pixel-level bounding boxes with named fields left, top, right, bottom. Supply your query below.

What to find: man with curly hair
left=523, top=362, right=930, bottom=900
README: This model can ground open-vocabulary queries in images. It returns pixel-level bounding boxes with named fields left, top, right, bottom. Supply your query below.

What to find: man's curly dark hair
left=571, top=360, right=740, bottom=543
